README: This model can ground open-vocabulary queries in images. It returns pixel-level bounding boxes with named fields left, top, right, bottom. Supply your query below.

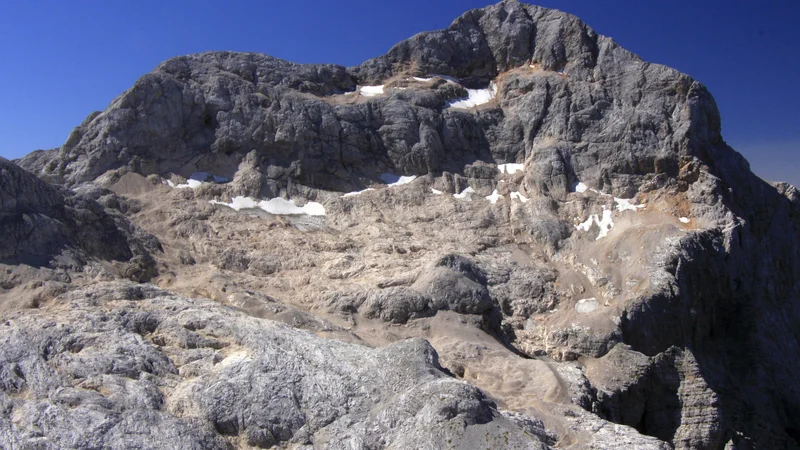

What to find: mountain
left=5, top=1, right=800, bottom=448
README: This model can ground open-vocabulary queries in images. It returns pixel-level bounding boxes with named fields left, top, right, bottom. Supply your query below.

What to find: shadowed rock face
left=0, top=158, right=160, bottom=278
left=5, top=1, right=800, bottom=449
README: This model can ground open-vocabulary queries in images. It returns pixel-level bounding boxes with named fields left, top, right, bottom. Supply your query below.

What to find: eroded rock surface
left=4, top=1, right=800, bottom=449
left=0, top=282, right=555, bottom=449
left=0, top=158, right=160, bottom=284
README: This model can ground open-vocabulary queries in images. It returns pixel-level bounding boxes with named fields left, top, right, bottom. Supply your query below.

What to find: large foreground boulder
left=0, top=281, right=552, bottom=449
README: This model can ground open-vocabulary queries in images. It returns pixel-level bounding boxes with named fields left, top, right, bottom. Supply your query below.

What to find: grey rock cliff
left=0, top=282, right=553, bottom=449
left=19, top=0, right=721, bottom=203
left=6, top=1, right=800, bottom=449
left=0, top=158, right=159, bottom=279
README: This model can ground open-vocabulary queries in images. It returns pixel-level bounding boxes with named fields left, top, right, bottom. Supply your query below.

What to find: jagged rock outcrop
left=0, top=282, right=556, bottom=449
left=5, top=1, right=800, bottom=449
left=18, top=0, right=718, bottom=203
left=0, top=158, right=160, bottom=279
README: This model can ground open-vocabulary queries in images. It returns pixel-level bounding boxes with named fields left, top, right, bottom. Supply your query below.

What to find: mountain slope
left=6, top=1, right=800, bottom=448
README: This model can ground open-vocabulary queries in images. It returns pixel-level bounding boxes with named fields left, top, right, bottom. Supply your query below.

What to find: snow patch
left=573, top=181, right=646, bottom=212
left=341, top=174, right=416, bottom=197
left=498, top=163, right=524, bottom=175
left=679, top=217, right=691, bottom=224
left=575, top=298, right=599, bottom=314
left=359, top=85, right=384, bottom=97
left=573, top=181, right=609, bottom=196
left=412, top=75, right=459, bottom=84
left=261, top=198, right=326, bottom=216
left=453, top=187, right=476, bottom=200
left=190, top=172, right=229, bottom=183
left=211, top=196, right=326, bottom=216
left=379, top=173, right=417, bottom=186
left=431, top=188, right=443, bottom=195
left=221, top=196, right=260, bottom=210
left=169, top=179, right=203, bottom=189
left=510, top=191, right=529, bottom=203
left=167, top=172, right=229, bottom=189
left=448, top=82, right=498, bottom=109
left=485, top=189, right=503, bottom=204
left=592, top=188, right=610, bottom=197
left=614, top=197, right=645, bottom=212
left=575, top=216, right=594, bottom=232
left=342, top=188, right=375, bottom=198
left=432, top=74, right=460, bottom=84
left=575, top=208, right=614, bottom=240
left=595, top=209, right=614, bottom=239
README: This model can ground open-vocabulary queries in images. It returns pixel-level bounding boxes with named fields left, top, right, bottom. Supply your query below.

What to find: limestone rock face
left=18, top=1, right=722, bottom=204
left=0, top=282, right=552, bottom=449
left=0, top=158, right=159, bottom=279
left=5, top=1, right=800, bottom=449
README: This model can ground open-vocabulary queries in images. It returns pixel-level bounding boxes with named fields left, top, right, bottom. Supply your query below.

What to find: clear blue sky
left=1, top=0, right=798, bottom=185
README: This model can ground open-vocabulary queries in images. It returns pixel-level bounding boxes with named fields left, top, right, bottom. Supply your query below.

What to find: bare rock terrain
left=4, top=1, right=800, bottom=448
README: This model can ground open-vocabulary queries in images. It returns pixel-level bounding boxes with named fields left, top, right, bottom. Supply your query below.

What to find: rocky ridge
left=5, top=1, right=800, bottom=449
left=0, top=158, right=160, bottom=312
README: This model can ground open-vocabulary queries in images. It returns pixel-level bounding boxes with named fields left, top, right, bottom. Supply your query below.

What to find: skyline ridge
left=1, top=0, right=797, bottom=185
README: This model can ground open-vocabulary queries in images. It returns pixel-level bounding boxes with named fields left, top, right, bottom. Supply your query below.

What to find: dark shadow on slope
left=618, top=176, right=800, bottom=448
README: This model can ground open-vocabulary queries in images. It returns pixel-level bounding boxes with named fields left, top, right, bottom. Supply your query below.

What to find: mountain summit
left=5, top=1, right=800, bottom=448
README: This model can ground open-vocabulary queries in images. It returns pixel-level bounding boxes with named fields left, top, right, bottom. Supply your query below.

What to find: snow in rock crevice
left=191, top=172, right=230, bottom=183
left=576, top=208, right=614, bottom=240
left=168, top=179, right=203, bottom=189
left=412, top=74, right=459, bottom=84
left=342, top=188, right=375, bottom=198
left=575, top=298, right=599, bottom=314
left=167, top=172, right=230, bottom=189
left=359, top=85, right=384, bottom=97
left=448, top=82, right=498, bottom=109
left=679, top=217, right=691, bottom=224
left=341, top=173, right=417, bottom=197
left=485, top=189, right=503, bottom=204
left=614, top=197, right=645, bottom=212
left=510, top=191, right=529, bottom=203
left=379, top=173, right=417, bottom=186
left=453, top=186, right=476, bottom=200
left=572, top=181, right=645, bottom=213
left=434, top=74, right=460, bottom=83
left=211, top=196, right=326, bottom=216
left=498, top=163, right=524, bottom=175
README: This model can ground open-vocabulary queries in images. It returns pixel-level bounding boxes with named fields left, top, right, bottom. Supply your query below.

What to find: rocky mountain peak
left=4, top=2, right=800, bottom=449
left=16, top=1, right=732, bottom=206
left=357, top=0, right=601, bottom=83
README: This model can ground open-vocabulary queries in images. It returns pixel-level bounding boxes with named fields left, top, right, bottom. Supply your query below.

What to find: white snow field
left=448, top=82, right=498, bottom=109
left=453, top=186, right=476, bottom=200
left=498, top=163, right=524, bottom=175
left=210, top=196, right=326, bottom=216
left=359, top=85, right=384, bottom=97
